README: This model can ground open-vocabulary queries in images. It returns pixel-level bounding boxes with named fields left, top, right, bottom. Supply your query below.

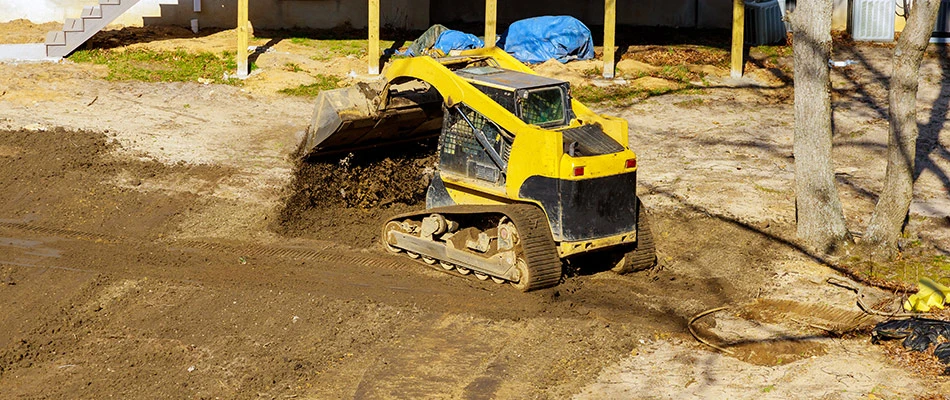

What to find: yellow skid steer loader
left=302, top=47, right=655, bottom=291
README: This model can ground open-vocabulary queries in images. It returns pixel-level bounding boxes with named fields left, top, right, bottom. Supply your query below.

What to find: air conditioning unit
left=744, top=0, right=786, bottom=45
left=851, top=0, right=896, bottom=41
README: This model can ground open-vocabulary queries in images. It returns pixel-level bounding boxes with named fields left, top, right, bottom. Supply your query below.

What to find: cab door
left=437, top=104, right=511, bottom=191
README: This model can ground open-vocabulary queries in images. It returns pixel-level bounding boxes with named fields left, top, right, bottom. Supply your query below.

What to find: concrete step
left=81, top=6, right=103, bottom=19
left=63, top=18, right=85, bottom=32
left=45, top=0, right=144, bottom=58
left=45, top=31, right=66, bottom=46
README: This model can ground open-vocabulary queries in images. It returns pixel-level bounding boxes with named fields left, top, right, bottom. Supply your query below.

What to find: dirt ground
left=1, top=22, right=949, bottom=399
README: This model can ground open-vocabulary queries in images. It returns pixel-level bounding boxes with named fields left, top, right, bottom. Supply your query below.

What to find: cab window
left=519, top=87, right=566, bottom=127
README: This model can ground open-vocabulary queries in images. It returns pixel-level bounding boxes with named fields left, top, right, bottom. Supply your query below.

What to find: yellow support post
left=484, top=0, right=497, bottom=48
left=731, top=0, right=744, bottom=78
left=603, top=0, right=616, bottom=79
left=368, top=0, right=380, bottom=75
left=236, top=0, right=249, bottom=78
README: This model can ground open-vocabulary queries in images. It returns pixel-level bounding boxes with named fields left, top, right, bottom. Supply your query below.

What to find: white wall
left=149, top=0, right=429, bottom=30
left=0, top=0, right=430, bottom=30
left=0, top=0, right=177, bottom=25
left=0, top=0, right=868, bottom=33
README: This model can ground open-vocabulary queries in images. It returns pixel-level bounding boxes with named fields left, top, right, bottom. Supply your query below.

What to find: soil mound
left=274, top=140, right=437, bottom=247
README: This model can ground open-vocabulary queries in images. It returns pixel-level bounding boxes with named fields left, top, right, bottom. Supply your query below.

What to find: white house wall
left=0, top=0, right=176, bottom=26
left=148, top=0, right=429, bottom=30
left=0, top=0, right=856, bottom=31
left=0, top=0, right=430, bottom=30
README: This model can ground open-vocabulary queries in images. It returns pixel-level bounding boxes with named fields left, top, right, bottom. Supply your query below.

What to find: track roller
left=381, top=204, right=561, bottom=291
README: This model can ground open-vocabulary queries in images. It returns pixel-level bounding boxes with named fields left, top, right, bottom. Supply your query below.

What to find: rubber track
left=385, top=203, right=563, bottom=291
left=618, top=200, right=657, bottom=273
left=626, top=211, right=656, bottom=269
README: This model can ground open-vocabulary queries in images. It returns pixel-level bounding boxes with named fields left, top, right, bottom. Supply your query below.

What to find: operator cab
left=456, top=66, right=574, bottom=128
left=455, top=66, right=623, bottom=159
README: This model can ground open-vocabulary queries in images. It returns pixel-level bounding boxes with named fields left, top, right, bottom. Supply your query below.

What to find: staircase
left=45, top=0, right=143, bottom=58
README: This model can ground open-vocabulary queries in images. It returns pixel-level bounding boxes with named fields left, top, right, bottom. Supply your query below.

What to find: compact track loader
left=302, top=47, right=655, bottom=291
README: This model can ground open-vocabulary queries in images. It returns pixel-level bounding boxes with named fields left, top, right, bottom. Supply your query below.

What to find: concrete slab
left=0, top=44, right=61, bottom=63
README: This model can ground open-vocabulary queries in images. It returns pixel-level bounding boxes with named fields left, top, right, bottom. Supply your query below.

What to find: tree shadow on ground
left=916, top=45, right=950, bottom=194
left=641, top=181, right=908, bottom=291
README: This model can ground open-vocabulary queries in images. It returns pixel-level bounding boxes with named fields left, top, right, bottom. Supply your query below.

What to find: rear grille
left=561, top=124, right=624, bottom=157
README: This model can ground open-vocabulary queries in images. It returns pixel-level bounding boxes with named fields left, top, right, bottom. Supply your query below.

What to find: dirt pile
left=0, top=19, right=59, bottom=43
left=85, top=25, right=211, bottom=51
left=291, top=143, right=437, bottom=209
left=273, top=141, right=437, bottom=247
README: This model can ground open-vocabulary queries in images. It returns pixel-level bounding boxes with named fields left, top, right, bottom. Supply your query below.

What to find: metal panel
left=744, top=0, right=786, bottom=45
left=562, top=124, right=624, bottom=157
left=932, top=0, right=950, bottom=42
left=851, top=0, right=896, bottom=42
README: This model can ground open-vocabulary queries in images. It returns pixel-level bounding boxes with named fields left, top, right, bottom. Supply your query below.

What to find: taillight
left=573, top=166, right=585, bottom=176
left=625, top=158, right=637, bottom=169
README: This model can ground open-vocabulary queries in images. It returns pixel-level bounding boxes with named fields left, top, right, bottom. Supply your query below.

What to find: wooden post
left=236, top=0, right=249, bottom=78
left=368, top=0, right=380, bottom=75
left=485, top=0, right=497, bottom=48
left=603, top=0, right=616, bottom=79
left=731, top=0, right=744, bottom=78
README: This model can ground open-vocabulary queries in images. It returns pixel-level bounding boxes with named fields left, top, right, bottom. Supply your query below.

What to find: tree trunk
left=791, top=0, right=852, bottom=253
left=864, top=0, right=942, bottom=256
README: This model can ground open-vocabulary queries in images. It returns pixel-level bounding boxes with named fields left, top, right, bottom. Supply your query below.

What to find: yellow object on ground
left=903, top=278, right=950, bottom=312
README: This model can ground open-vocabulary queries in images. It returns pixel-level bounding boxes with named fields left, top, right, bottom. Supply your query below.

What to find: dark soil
left=0, top=121, right=904, bottom=398
left=85, top=25, right=220, bottom=51
left=0, top=128, right=228, bottom=240
left=273, top=141, right=437, bottom=247
left=0, top=123, right=798, bottom=398
left=5, top=24, right=947, bottom=395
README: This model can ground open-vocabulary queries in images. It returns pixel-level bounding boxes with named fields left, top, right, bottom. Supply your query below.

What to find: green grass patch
left=654, top=65, right=697, bottom=83
left=219, top=50, right=259, bottom=73
left=673, top=98, right=706, bottom=108
left=287, top=38, right=395, bottom=61
left=575, top=82, right=703, bottom=107
left=575, top=49, right=711, bottom=106
left=70, top=48, right=246, bottom=84
left=278, top=74, right=342, bottom=97
left=854, top=253, right=950, bottom=286
left=755, top=45, right=793, bottom=59
left=574, top=85, right=648, bottom=107
left=283, top=62, right=303, bottom=72
left=581, top=66, right=603, bottom=77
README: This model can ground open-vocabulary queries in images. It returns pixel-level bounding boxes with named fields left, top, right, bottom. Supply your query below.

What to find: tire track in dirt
left=0, top=218, right=522, bottom=303
left=0, top=218, right=411, bottom=274
left=170, top=239, right=412, bottom=273
left=0, top=220, right=118, bottom=243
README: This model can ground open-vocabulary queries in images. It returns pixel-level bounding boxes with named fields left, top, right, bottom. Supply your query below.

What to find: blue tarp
left=433, top=30, right=485, bottom=55
left=500, top=16, right=595, bottom=64
left=401, top=27, right=484, bottom=57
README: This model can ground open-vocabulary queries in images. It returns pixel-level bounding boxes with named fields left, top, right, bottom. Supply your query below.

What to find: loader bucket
left=301, top=80, right=444, bottom=158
